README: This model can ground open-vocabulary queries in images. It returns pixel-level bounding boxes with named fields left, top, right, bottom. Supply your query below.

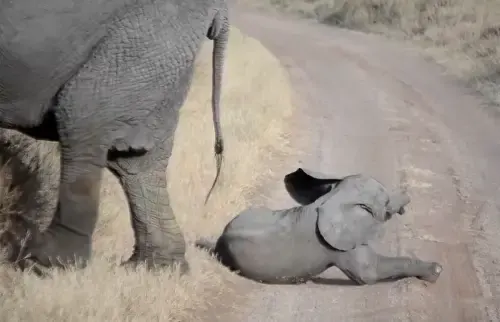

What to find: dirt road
left=220, top=6, right=500, bottom=322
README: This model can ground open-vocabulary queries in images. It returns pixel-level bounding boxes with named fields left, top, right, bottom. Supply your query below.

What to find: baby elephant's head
left=342, top=175, right=410, bottom=222
left=284, top=168, right=411, bottom=251
left=284, top=168, right=410, bottom=222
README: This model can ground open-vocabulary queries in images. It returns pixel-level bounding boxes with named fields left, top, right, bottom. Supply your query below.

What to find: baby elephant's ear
left=316, top=204, right=377, bottom=251
left=284, top=168, right=341, bottom=205
left=387, top=190, right=411, bottom=215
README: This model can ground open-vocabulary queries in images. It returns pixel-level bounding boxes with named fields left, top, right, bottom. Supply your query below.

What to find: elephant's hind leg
left=108, top=150, right=188, bottom=273
left=19, top=138, right=106, bottom=271
left=335, top=245, right=443, bottom=285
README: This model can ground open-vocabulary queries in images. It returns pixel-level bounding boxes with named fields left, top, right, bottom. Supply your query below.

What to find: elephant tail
left=204, top=5, right=230, bottom=205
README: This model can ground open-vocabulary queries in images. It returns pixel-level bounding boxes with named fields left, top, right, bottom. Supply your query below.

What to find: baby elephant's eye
left=358, top=203, right=373, bottom=215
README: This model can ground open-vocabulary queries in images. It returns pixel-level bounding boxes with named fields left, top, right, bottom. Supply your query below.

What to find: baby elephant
left=196, top=168, right=443, bottom=285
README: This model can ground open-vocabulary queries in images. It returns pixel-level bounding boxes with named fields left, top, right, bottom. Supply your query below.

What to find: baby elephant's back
left=218, top=206, right=329, bottom=282
left=222, top=207, right=283, bottom=232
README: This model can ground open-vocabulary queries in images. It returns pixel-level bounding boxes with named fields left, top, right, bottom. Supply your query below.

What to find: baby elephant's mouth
left=384, top=206, right=406, bottom=220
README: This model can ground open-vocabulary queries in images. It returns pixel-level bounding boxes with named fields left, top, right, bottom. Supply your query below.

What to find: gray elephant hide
left=196, top=168, right=443, bottom=285
left=0, top=0, right=229, bottom=274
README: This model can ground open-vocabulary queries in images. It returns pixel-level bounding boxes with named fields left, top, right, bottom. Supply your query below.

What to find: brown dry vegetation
left=240, top=0, right=500, bottom=106
left=0, top=27, right=295, bottom=321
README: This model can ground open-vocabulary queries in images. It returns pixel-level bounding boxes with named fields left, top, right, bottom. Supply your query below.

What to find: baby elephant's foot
left=122, top=253, right=190, bottom=275
left=418, top=262, right=443, bottom=283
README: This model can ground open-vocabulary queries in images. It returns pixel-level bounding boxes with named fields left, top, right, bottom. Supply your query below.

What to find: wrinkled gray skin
left=196, top=168, right=443, bottom=285
left=0, top=0, right=229, bottom=274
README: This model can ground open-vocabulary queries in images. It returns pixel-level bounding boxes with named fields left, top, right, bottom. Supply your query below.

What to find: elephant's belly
left=15, top=110, right=60, bottom=141
left=223, top=232, right=329, bottom=282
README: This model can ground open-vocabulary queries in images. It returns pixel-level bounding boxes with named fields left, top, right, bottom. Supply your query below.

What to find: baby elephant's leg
left=335, top=245, right=443, bottom=285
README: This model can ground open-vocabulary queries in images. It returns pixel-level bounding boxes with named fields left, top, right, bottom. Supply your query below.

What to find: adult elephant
left=0, top=0, right=229, bottom=274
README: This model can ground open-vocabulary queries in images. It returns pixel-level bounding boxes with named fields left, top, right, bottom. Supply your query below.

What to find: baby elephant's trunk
left=204, top=7, right=230, bottom=205
left=387, top=190, right=411, bottom=216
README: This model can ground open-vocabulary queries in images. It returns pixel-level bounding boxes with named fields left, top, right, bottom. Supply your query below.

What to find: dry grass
left=0, top=27, right=295, bottom=321
left=241, top=0, right=500, bottom=105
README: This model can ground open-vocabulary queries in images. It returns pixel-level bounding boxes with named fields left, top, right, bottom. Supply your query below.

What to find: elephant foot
left=16, top=258, right=53, bottom=278
left=417, top=262, right=443, bottom=283
left=121, top=253, right=190, bottom=275
left=15, top=224, right=92, bottom=276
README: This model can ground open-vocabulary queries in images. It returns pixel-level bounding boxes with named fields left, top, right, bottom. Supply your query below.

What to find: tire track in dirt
left=381, top=86, right=489, bottom=321
left=383, top=70, right=500, bottom=321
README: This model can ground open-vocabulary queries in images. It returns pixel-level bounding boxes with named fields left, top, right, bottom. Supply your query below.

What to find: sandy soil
left=220, top=6, right=500, bottom=322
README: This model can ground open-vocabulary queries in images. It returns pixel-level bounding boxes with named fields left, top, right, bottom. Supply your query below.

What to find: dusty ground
left=238, top=0, right=500, bottom=106
left=0, top=27, right=295, bottom=321
left=212, top=6, right=500, bottom=322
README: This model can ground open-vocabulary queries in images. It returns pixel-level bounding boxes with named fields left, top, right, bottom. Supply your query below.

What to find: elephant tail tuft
left=194, top=237, right=217, bottom=256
